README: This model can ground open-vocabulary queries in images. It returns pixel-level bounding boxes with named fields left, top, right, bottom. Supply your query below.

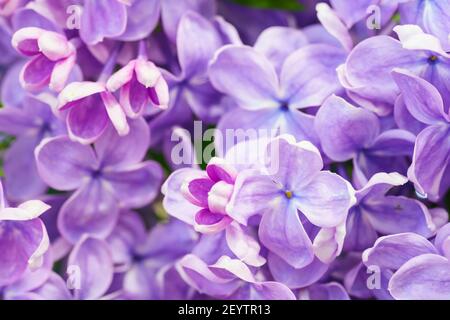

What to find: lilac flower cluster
left=0, top=0, right=449, bottom=300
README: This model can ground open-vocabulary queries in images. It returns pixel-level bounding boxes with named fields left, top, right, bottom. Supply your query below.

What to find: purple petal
left=259, top=200, right=314, bottom=269
left=66, top=94, right=109, bottom=145
left=254, top=26, right=309, bottom=74
left=35, top=136, right=96, bottom=191
left=94, top=118, right=149, bottom=168
left=103, top=161, right=163, bottom=208
left=183, top=178, right=215, bottom=208
left=161, top=0, right=216, bottom=43
left=57, top=179, right=120, bottom=244
left=392, top=69, right=448, bottom=124
left=394, top=95, right=427, bottom=135
left=20, top=55, right=54, bottom=91
left=80, top=0, right=127, bottom=45
left=365, top=196, right=437, bottom=237
left=209, top=45, right=279, bottom=110
left=363, top=233, right=437, bottom=270
left=68, top=236, right=113, bottom=300
left=266, top=136, right=324, bottom=191
left=315, top=95, right=380, bottom=161
left=32, top=272, right=72, bottom=300
left=296, top=171, right=355, bottom=228
left=0, top=219, right=47, bottom=286
left=113, top=0, right=160, bottom=42
left=105, top=210, right=146, bottom=266
left=162, top=168, right=207, bottom=225
left=344, top=208, right=379, bottom=252
left=408, top=124, right=450, bottom=200
left=389, top=254, right=450, bottom=300
left=177, top=11, right=223, bottom=78
left=280, top=44, right=345, bottom=109
left=225, top=222, right=266, bottom=267
left=268, top=253, right=329, bottom=289
left=226, top=171, right=281, bottom=226
left=4, top=136, right=47, bottom=201
left=243, top=282, right=296, bottom=300
left=176, top=254, right=241, bottom=298
left=316, top=3, right=353, bottom=51
left=399, top=0, right=450, bottom=50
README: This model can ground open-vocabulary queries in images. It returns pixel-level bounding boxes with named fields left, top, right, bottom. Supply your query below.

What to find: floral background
left=0, top=0, right=449, bottom=300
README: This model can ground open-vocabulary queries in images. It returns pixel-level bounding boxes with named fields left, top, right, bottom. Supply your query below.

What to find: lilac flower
left=315, top=95, right=415, bottom=186
left=0, top=90, right=65, bottom=201
left=339, top=25, right=450, bottom=115
left=363, top=223, right=450, bottom=299
left=392, top=69, right=450, bottom=201
left=106, top=42, right=169, bottom=118
left=176, top=254, right=296, bottom=300
left=162, top=157, right=266, bottom=267
left=0, top=181, right=50, bottom=286
left=210, top=29, right=346, bottom=148
left=35, top=118, right=163, bottom=243
left=11, top=27, right=76, bottom=91
left=343, top=172, right=447, bottom=252
left=227, top=135, right=355, bottom=288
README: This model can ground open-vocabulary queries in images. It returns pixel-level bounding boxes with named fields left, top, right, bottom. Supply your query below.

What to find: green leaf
left=230, top=0, right=304, bottom=11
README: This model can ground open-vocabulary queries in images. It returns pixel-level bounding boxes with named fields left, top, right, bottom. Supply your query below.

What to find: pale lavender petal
left=226, top=170, right=281, bottom=226
left=0, top=219, right=46, bottom=286
left=177, top=11, right=222, bottom=78
left=389, top=254, right=450, bottom=300
left=363, top=233, right=437, bottom=270
left=365, top=196, right=437, bottom=237
left=176, top=254, right=241, bottom=298
left=280, top=44, right=345, bottom=109
left=114, top=0, right=160, bottom=42
left=161, top=0, right=216, bottom=43
left=225, top=222, right=266, bottom=267
left=4, top=136, right=47, bottom=201
left=162, top=168, right=207, bottom=225
left=259, top=200, right=314, bottom=269
left=254, top=26, right=309, bottom=74
left=266, top=136, right=324, bottom=191
left=80, top=0, right=127, bottom=45
left=296, top=171, right=355, bottom=228
left=209, top=45, right=279, bottom=110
